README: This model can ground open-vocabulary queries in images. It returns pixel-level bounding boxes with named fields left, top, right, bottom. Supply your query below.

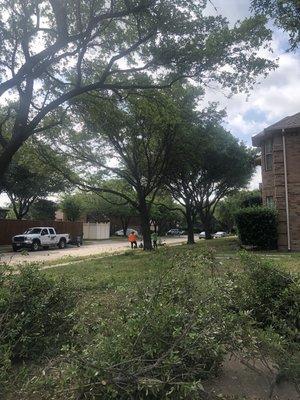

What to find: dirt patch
left=206, top=355, right=299, bottom=399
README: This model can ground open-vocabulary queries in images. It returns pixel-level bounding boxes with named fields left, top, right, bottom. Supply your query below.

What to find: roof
left=252, top=112, right=300, bottom=147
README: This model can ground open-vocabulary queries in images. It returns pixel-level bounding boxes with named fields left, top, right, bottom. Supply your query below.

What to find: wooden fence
left=0, top=219, right=83, bottom=245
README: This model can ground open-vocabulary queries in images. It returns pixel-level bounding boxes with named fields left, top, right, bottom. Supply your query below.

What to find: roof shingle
left=252, top=112, right=300, bottom=147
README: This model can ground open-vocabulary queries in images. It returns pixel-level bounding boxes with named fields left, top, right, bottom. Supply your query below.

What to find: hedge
left=235, top=206, right=278, bottom=250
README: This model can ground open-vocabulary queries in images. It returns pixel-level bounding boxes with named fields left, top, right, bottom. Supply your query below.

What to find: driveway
left=0, top=236, right=188, bottom=266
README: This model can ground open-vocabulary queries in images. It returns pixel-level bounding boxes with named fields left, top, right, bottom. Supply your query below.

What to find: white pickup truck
left=12, top=227, right=70, bottom=252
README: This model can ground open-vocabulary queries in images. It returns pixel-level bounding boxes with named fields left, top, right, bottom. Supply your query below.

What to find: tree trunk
left=121, top=216, right=130, bottom=236
left=186, top=207, right=195, bottom=245
left=0, top=131, right=28, bottom=181
left=139, top=199, right=152, bottom=251
left=203, top=215, right=213, bottom=240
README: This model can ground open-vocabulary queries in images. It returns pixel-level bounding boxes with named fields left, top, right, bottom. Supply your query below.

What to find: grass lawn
left=4, top=238, right=300, bottom=400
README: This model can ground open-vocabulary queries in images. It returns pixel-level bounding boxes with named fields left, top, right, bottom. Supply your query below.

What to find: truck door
left=48, top=228, right=57, bottom=245
left=40, top=228, right=50, bottom=245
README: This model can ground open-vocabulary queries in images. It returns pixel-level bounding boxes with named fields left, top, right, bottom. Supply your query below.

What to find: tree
left=2, top=160, right=64, bottom=220
left=166, top=108, right=222, bottom=244
left=28, top=199, right=58, bottom=220
left=0, top=0, right=275, bottom=178
left=168, top=122, right=256, bottom=242
left=60, top=195, right=83, bottom=222
left=193, top=128, right=257, bottom=239
left=252, top=0, right=300, bottom=50
left=55, top=91, right=183, bottom=250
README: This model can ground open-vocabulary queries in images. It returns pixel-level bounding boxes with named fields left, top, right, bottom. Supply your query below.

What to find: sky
left=204, top=0, right=300, bottom=189
left=1, top=0, right=300, bottom=206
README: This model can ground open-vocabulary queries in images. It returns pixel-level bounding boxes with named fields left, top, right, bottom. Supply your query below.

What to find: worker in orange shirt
left=128, top=231, right=138, bottom=249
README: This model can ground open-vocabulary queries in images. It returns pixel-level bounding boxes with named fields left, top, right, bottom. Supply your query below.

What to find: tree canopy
left=168, top=121, right=256, bottom=241
left=1, top=144, right=66, bottom=219
left=252, top=0, right=300, bottom=50
left=56, top=90, right=185, bottom=249
left=0, top=0, right=275, bottom=177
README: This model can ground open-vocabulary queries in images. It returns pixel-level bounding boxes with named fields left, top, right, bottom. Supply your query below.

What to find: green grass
left=46, top=237, right=300, bottom=290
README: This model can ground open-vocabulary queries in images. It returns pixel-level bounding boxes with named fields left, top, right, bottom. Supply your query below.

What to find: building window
left=266, top=196, right=274, bottom=208
left=264, top=139, right=273, bottom=171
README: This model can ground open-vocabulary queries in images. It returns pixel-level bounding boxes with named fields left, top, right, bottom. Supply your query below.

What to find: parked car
left=114, top=228, right=139, bottom=237
left=12, top=227, right=70, bottom=252
left=199, top=231, right=206, bottom=239
left=166, top=228, right=185, bottom=236
left=213, top=231, right=228, bottom=239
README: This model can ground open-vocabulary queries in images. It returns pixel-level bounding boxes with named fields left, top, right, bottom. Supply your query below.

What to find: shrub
left=230, top=253, right=300, bottom=385
left=237, top=252, right=300, bottom=340
left=36, top=254, right=241, bottom=400
left=235, top=206, right=278, bottom=249
left=0, top=265, right=77, bottom=362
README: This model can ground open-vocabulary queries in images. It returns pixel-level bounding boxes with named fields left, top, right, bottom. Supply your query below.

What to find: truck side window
left=49, top=228, right=55, bottom=235
left=41, top=229, right=48, bottom=235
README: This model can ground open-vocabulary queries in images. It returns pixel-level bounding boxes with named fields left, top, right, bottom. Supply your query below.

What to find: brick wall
left=285, top=131, right=300, bottom=250
left=261, top=129, right=300, bottom=251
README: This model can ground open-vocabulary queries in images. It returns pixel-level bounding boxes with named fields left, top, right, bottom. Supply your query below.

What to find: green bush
left=238, top=252, right=300, bottom=340
left=36, top=254, right=242, bottom=400
left=0, top=265, right=77, bottom=362
left=235, top=206, right=278, bottom=249
left=231, top=253, right=300, bottom=384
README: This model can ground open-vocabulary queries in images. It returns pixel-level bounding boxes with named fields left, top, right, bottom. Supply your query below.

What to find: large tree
left=252, top=0, right=300, bottom=50
left=193, top=128, right=256, bottom=239
left=60, top=194, right=84, bottom=222
left=2, top=162, right=64, bottom=219
left=28, top=199, right=58, bottom=220
left=53, top=91, right=183, bottom=250
left=1, top=141, right=66, bottom=219
left=168, top=122, right=256, bottom=242
left=0, top=0, right=275, bottom=177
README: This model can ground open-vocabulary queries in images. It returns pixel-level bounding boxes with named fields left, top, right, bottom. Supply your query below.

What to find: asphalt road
left=0, top=236, right=188, bottom=266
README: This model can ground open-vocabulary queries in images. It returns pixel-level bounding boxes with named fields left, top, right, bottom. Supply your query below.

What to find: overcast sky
left=1, top=1, right=299, bottom=206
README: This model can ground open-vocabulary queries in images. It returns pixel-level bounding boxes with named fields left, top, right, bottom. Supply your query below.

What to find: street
left=0, top=236, right=188, bottom=266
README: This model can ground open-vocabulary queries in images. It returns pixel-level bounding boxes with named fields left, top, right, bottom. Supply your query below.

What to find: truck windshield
left=24, top=228, right=42, bottom=234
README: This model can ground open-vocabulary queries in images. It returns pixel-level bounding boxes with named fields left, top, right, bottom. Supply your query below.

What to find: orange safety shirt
left=128, top=233, right=138, bottom=242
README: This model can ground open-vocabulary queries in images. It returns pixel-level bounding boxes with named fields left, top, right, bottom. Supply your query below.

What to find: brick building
left=252, top=112, right=300, bottom=251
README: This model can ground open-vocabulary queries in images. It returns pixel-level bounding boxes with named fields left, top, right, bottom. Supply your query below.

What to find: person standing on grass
left=151, top=231, right=158, bottom=249
left=128, top=231, right=138, bottom=249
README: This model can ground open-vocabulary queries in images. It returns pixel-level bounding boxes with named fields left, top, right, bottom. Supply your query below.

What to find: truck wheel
left=58, top=239, right=66, bottom=249
left=31, top=240, right=40, bottom=251
left=12, top=244, right=18, bottom=252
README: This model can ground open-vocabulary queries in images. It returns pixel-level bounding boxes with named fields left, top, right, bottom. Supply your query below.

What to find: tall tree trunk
left=139, top=199, right=152, bottom=251
left=186, top=206, right=195, bottom=245
left=203, top=214, right=213, bottom=240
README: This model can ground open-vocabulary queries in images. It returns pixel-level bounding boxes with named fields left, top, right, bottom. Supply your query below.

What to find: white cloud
left=202, top=1, right=300, bottom=189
